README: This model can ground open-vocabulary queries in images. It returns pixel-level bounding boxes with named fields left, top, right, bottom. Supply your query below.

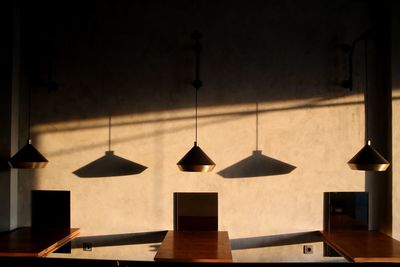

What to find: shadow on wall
left=42, top=96, right=367, bottom=159
left=0, top=163, right=10, bottom=172
left=20, top=0, right=375, bottom=127
left=73, top=150, right=147, bottom=178
left=72, top=231, right=167, bottom=251
left=72, top=230, right=321, bottom=252
left=230, top=231, right=322, bottom=250
left=218, top=102, right=297, bottom=178
left=218, top=150, right=296, bottom=178
left=73, top=115, right=147, bottom=178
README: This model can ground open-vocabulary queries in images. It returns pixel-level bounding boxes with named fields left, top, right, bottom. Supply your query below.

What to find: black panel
left=173, top=192, right=218, bottom=231
left=323, top=192, right=368, bottom=257
left=31, top=190, right=71, bottom=253
left=323, top=192, right=368, bottom=232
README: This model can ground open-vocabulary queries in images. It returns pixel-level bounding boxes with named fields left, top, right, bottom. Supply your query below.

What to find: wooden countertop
left=154, top=231, right=232, bottom=262
left=321, top=230, right=400, bottom=262
left=0, top=227, right=80, bottom=257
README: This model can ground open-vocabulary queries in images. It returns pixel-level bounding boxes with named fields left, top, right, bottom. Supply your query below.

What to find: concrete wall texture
left=9, top=0, right=395, bottom=262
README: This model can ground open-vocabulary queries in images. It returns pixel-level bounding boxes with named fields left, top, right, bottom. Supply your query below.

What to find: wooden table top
left=0, top=227, right=80, bottom=257
left=154, top=231, right=232, bottom=262
left=321, top=230, right=400, bottom=262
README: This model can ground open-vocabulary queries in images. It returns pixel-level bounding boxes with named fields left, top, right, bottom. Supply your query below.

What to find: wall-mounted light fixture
left=343, top=31, right=389, bottom=171
left=9, top=87, right=48, bottom=168
left=177, top=31, right=215, bottom=172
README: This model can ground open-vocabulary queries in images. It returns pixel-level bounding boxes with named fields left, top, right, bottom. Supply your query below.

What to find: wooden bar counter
left=0, top=227, right=80, bottom=257
left=154, top=231, right=232, bottom=262
left=321, top=230, right=400, bottom=262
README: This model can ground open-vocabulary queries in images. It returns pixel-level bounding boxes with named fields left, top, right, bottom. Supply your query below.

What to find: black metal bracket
left=340, top=44, right=353, bottom=90
left=192, top=30, right=202, bottom=91
left=341, top=30, right=371, bottom=91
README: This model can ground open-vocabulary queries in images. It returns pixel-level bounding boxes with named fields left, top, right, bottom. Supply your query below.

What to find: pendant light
left=345, top=33, right=389, bottom=171
left=177, top=31, right=215, bottom=172
left=9, top=87, right=48, bottom=168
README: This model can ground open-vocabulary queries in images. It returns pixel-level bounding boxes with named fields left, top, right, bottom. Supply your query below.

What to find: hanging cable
left=27, top=86, right=32, bottom=141
left=192, top=31, right=202, bottom=145
left=364, top=38, right=369, bottom=144
left=195, top=85, right=198, bottom=144
left=256, top=102, right=259, bottom=151
left=108, top=114, right=112, bottom=151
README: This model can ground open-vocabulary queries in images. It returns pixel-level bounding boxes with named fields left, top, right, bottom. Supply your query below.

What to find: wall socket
left=303, top=245, right=313, bottom=254
left=83, top=242, right=92, bottom=251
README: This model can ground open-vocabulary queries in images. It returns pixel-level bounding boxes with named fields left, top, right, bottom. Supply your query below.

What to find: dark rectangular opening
left=323, top=192, right=368, bottom=257
left=31, top=190, right=71, bottom=253
left=173, top=192, right=218, bottom=231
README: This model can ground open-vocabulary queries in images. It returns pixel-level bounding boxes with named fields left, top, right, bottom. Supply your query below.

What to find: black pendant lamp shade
left=347, top=140, right=389, bottom=171
left=9, top=83, right=48, bottom=169
left=177, top=31, right=215, bottom=172
left=343, top=32, right=390, bottom=171
left=9, top=139, right=48, bottom=169
left=177, top=142, right=215, bottom=172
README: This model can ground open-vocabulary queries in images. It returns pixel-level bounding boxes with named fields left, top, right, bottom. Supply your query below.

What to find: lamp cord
left=108, top=114, right=111, bottom=151
left=27, top=86, right=31, bottom=141
left=195, top=86, right=198, bottom=144
left=192, top=31, right=202, bottom=145
left=256, top=102, right=259, bottom=151
left=364, top=38, right=369, bottom=144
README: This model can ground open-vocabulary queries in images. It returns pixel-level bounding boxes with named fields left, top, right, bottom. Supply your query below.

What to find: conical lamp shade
left=347, top=140, right=389, bottom=171
left=9, top=139, right=48, bottom=169
left=177, top=142, right=215, bottom=172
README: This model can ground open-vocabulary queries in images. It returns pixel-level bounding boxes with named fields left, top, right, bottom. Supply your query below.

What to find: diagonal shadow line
left=230, top=231, right=322, bottom=250
left=71, top=230, right=322, bottom=251
left=43, top=97, right=367, bottom=157
left=32, top=95, right=380, bottom=135
left=45, top=108, right=245, bottom=157
left=71, top=231, right=168, bottom=248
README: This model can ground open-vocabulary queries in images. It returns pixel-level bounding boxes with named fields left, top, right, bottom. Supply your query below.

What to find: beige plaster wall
left=38, top=97, right=364, bottom=262
left=392, top=1, right=400, bottom=241
left=16, top=0, right=375, bottom=262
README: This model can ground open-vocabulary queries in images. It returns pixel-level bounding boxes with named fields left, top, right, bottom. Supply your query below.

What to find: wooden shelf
left=321, top=230, right=400, bottom=262
left=154, top=231, right=232, bottom=262
left=0, top=227, right=80, bottom=257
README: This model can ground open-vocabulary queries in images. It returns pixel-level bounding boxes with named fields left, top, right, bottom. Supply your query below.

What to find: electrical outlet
left=303, top=245, right=313, bottom=254
left=83, top=242, right=92, bottom=251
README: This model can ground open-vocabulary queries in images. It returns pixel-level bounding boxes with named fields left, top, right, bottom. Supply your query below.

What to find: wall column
left=392, top=1, right=400, bottom=240
left=365, top=0, right=392, bottom=234
left=0, top=1, right=20, bottom=232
